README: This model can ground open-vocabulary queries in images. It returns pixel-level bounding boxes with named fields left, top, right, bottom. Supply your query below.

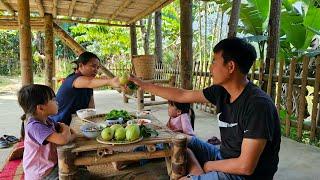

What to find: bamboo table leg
left=57, top=143, right=78, bottom=180
left=171, top=134, right=187, bottom=180
left=164, top=143, right=172, bottom=176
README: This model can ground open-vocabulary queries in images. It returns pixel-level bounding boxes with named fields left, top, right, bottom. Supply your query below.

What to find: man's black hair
left=213, top=37, right=257, bottom=74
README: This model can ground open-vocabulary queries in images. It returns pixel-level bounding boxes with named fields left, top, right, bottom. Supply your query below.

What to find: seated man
left=130, top=37, right=281, bottom=180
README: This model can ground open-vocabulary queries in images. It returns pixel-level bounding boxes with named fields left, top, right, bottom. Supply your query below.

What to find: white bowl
left=76, top=108, right=96, bottom=119
left=105, top=117, right=124, bottom=126
left=80, top=123, right=104, bottom=139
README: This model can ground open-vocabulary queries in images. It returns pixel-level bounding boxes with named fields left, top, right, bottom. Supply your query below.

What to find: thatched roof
left=0, top=0, right=174, bottom=24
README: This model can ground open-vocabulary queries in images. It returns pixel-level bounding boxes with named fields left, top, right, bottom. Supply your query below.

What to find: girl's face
left=41, top=98, right=58, bottom=116
left=78, top=58, right=100, bottom=77
left=168, top=104, right=181, bottom=118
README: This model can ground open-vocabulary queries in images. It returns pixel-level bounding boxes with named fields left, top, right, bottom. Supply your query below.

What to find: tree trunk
left=130, top=24, right=138, bottom=56
left=263, top=0, right=281, bottom=99
left=227, top=0, right=241, bottom=38
left=180, top=0, right=193, bottom=90
left=17, top=0, right=33, bottom=85
left=155, top=11, right=163, bottom=64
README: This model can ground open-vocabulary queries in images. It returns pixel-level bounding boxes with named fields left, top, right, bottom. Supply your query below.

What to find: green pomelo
left=101, top=127, right=114, bottom=141
left=110, top=124, right=123, bottom=132
left=119, top=74, right=129, bottom=85
left=114, top=127, right=126, bottom=141
left=126, top=124, right=140, bottom=141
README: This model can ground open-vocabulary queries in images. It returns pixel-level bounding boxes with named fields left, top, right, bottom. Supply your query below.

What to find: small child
left=167, top=101, right=195, bottom=136
left=18, top=84, right=76, bottom=180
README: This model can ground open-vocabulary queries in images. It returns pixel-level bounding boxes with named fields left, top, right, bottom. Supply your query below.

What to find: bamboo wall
left=105, top=57, right=320, bottom=142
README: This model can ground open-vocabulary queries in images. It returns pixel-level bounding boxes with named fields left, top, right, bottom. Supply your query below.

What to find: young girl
left=167, top=101, right=195, bottom=136
left=18, top=84, right=76, bottom=180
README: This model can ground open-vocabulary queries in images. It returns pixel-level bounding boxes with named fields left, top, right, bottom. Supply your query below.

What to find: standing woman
left=51, top=52, right=120, bottom=125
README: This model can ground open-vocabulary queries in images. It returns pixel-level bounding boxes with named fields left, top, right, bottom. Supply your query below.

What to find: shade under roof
left=0, top=0, right=175, bottom=24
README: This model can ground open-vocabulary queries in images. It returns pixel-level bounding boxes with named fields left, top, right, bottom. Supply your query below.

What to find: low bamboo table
left=57, top=115, right=187, bottom=180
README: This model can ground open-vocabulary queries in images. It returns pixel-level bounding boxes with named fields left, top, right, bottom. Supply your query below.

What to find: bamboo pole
left=44, top=14, right=54, bottom=88
left=297, top=56, right=309, bottom=141
left=17, top=0, right=33, bottom=85
left=250, top=60, right=256, bottom=82
left=57, top=144, right=77, bottom=180
left=267, top=58, right=275, bottom=95
left=276, top=59, right=285, bottom=114
left=285, top=59, right=297, bottom=137
left=180, top=0, right=193, bottom=90
left=171, top=134, right=187, bottom=180
left=310, top=56, right=320, bottom=140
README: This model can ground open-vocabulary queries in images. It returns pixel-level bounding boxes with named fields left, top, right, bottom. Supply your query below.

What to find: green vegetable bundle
left=105, top=109, right=133, bottom=122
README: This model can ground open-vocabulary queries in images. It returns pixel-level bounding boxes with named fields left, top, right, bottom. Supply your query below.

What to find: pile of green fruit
left=105, top=109, right=133, bottom=122
left=101, top=124, right=141, bottom=141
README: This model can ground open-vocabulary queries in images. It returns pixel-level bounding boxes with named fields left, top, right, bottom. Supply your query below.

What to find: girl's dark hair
left=17, top=84, right=56, bottom=139
left=73, top=51, right=100, bottom=70
left=169, top=101, right=195, bottom=129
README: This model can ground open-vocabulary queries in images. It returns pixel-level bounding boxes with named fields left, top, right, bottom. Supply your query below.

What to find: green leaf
left=281, top=11, right=306, bottom=49
left=302, top=6, right=320, bottom=49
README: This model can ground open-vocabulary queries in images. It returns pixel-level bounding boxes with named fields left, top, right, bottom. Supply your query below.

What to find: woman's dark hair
left=17, top=84, right=56, bottom=139
left=73, top=51, right=100, bottom=70
left=169, top=101, right=195, bottom=129
left=213, top=37, right=257, bottom=74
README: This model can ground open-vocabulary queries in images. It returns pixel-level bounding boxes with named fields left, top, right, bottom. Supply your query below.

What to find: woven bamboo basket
left=132, top=55, right=155, bottom=80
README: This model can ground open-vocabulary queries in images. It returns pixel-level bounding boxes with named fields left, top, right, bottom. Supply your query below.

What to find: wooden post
left=155, top=10, right=163, bottom=64
left=227, top=0, right=241, bottom=38
left=171, top=134, right=187, bottom=180
left=137, top=88, right=144, bottom=111
left=310, top=56, right=320, bottom=140
left=180, top=0, right=193, bottom=90
left=57, top=144, right=78, bottom=180
left=297, top=56, right=309, bottom=141
left=285, top=59, right=296, bottom=137
left=17, top=0, right=33, bottom=85
left=130, top=23, right=138, bottom=75
left=44, top=13, right=54, bottom=88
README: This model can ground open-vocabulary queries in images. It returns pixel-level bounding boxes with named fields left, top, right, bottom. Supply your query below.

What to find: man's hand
left=128, top=75, right=144, bottom=89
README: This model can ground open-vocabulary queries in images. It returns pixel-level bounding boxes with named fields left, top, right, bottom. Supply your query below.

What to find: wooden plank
left=285, top=59, right=296, bottom=137
left=297, top=56, right=309, bottom=141
left=0, top=19, right=44, bottom=30
left=74, top=150, right=171, bottom=166
left=35, top=0, right=45, bottom=17
left=110, top=0, right=133, bottom=21
left=68, top=0, right=76, bottom=16
left=17, top=0, right=33, bottom=85
left=54, top=18, right=138, bottom=27
left=128, top=0, right=174, bottom=24
left=86, top=0, right=102, bottom=20
left=53, top=0, right=57, bottom=18
left=0, top=0, right=15, bottom=15
left=310, top=56, right=320, bottom=140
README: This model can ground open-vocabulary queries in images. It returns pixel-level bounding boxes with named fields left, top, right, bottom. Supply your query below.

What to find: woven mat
left=88, top=160, right=169, bottom=180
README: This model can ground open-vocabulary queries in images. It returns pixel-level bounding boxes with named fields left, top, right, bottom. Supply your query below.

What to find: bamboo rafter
left=86, top=0, right=102, bottom=20
left=52, top=0, right=58, bottom=18
left=128, top=0, right=174, bottom=24
left=0, top=0, right=14, bottom=15
left=68, top=0, right=76, bottom=16
left=110, top=0, right=133, bottom=21
left=35, top=0, right=45, bottom=17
